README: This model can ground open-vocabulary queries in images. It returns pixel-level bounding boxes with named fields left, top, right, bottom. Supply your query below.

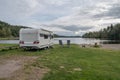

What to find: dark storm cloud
left=62, top=25, right=93, bottom=31
left=107, top=4, right=120, bottom=18
left=94, top=3, right=120, bottom=19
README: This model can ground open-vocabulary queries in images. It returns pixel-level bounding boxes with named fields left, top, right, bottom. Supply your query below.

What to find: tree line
left=82, top=24, right=120, bottom=40
left=0, top=20, right=28, bottom=38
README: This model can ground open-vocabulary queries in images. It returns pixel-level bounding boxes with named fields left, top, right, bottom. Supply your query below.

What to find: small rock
left=60, top=66, right=64, bottom=69
left=73, top=68, right=82, bottom=71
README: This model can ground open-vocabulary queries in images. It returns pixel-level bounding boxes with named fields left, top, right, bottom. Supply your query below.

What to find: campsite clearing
left=0, top=44, right=120, bottom=80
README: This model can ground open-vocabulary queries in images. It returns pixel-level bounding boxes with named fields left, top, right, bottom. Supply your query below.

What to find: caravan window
left=51, top=35, right=53, bottom=39
left=44, top=35, right=48, bottom=39
left=40, top=34, right=44, bottom=37
left=50, top=35, right=53, bottom=39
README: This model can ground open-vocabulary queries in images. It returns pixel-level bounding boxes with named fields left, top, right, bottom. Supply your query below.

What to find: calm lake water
left=0, top=38, right=119, bottom=44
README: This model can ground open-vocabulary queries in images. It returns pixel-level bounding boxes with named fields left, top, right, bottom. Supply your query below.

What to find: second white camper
left=19, top=28, right=54, bottom=49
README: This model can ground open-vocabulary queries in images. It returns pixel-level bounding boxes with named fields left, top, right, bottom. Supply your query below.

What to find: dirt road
left=101, top=44, right=120, bottom=50
left=0, top=56, right=49, bottom=80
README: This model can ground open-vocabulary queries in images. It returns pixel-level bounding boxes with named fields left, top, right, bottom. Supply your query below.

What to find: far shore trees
left=0, top=20, right=28, bottom=38
left=82, top=24, right=120, bottom=40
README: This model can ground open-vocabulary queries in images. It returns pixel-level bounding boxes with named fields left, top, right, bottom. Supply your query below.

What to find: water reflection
left=100, top=40, right=120, bottom=44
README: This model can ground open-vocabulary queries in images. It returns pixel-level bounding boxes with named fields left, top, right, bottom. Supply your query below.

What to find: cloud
left=0, top=0, right=39, bottom=17
left=107, top=5, right=120, bottom=18
left=44, top=0, right=120, bottom=32
left=56, top=25, right=93, bottom=31
left=93, top=2, right=120, bottom=18
left=0, top=0, right=120, bottom=35
left=0, top=0, right=44, bottom=24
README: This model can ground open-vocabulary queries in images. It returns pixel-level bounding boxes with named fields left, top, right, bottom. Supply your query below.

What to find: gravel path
left=0, top=56, right=49, bottom=80
left=0, top=60, right=22, bottom=78
left=101, top=44, right=120, bottom=50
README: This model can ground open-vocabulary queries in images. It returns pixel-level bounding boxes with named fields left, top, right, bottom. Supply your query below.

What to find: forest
left=0, top=20, right=28, bottom=38
left=82, top=24, right=120, bottom=40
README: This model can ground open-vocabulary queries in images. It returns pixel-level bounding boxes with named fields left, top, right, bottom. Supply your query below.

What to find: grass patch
left=0, top=44, right=120, bottom=80
left=0, top=37, right=18, bottom=40
left=0, top=44, right=17, bottom=48
left=0, top=44, right=19, bottom=52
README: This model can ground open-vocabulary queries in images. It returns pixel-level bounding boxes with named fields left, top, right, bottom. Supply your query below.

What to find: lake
left=0, top=38, right=119, bottom=44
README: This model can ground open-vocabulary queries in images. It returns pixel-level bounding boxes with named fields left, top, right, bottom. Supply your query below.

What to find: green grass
left=0, top=44, right=17, bottom=48
left=0, top=44, right=18, bottom=52
left=0, top=44, right=120, bottom=80
left=0, top=37, right=18, bottom=40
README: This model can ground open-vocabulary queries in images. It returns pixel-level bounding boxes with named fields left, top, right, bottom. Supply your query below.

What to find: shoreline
left=101, top=44, right=120, bottom=50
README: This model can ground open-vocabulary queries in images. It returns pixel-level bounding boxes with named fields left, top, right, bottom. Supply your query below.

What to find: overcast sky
left=0, top=0, right=120, bottom=36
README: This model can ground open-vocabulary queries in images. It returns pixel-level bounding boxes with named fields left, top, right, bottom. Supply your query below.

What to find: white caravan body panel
left=19, top=28, right=54, bottom=49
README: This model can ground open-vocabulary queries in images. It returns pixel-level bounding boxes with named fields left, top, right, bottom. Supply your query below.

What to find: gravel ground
left=0, top=56, right=49, bottom=80
left=101, top=44, right=120, bottom=50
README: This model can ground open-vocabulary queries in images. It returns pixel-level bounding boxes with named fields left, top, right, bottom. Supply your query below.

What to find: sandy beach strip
left=101, top=44, right=120, bottom=50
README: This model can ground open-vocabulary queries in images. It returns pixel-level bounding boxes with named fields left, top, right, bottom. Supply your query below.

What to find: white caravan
left=19, top=28, right=54, bottom=49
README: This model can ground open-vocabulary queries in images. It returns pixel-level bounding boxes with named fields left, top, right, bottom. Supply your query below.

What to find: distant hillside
left=82, top=24, right=120, bottom=40
left=0, top=20, right=29, bottom=38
